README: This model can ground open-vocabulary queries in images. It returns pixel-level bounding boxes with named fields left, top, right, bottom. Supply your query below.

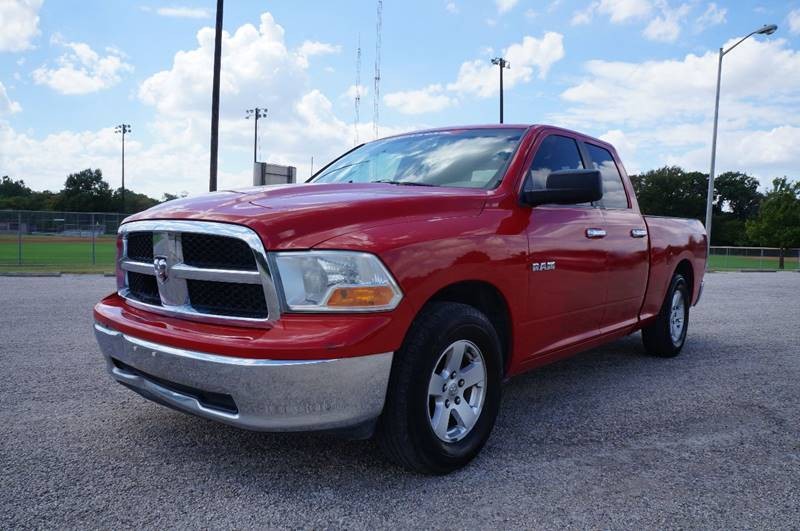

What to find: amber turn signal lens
left=326, top=286, right=396, bottom=307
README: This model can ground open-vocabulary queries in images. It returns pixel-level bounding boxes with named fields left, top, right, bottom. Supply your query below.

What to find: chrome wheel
left=669, top=290, right=686, bottom=344
left=427, top=339, right=487, bottom=443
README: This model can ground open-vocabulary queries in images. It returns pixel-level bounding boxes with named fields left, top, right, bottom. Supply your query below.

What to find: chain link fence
left=2, top=209, right=799, bottom=272
left=0, top=210, right=126, bottom=271
left=709, top=246, right=800, bottom=271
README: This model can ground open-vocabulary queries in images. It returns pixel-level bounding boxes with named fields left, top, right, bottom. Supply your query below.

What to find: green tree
left=112, top=187, right=158, bottom=213
left=55, top=168, right=113, bottom=212
left=746, top=178, right=800, bottom=269
left=629, top=166, right=707, bottom=220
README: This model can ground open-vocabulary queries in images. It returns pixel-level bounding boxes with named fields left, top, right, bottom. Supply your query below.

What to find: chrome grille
left=117, top=220, right=280, bottom=327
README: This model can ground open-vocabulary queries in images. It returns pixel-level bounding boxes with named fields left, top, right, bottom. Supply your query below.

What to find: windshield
left=311, top=128, right=524, bottom=189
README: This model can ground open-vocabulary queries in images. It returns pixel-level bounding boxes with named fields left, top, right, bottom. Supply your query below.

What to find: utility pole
left=114, top=124, right=131, bottom=213
left=245, top=107, right=267, bottom=163
left=491, top=57, right=510, bottom=123
left=209, top=0, right=224, bottom=191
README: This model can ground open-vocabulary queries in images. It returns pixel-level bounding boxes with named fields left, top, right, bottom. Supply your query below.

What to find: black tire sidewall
left=402, top=305, right=502, bottom=472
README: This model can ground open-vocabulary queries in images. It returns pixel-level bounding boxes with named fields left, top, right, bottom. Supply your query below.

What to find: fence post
left=91, top=213, right=96, bottom=265
left=760, top=248, right=764, bottom=269
left=17, top=211, right=22, bottom=266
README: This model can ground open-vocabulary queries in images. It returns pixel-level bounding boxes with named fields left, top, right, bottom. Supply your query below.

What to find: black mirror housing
left=521, top=169, right=603, bottom=207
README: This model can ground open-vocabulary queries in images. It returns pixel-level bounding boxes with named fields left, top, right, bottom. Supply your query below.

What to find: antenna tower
left=373, top=0, right=382, bottom=139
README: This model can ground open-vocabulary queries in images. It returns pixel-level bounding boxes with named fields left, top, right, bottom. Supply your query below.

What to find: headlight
left=273, top=251, right=403, bottom=312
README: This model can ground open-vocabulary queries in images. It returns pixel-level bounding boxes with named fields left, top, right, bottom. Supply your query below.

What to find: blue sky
left=1, top=0, right=799, bottom=199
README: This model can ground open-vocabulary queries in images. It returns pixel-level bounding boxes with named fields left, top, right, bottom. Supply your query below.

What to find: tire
left=642, top=273, right=690, bottom=358
left=376, top=302, right=503, bottom=474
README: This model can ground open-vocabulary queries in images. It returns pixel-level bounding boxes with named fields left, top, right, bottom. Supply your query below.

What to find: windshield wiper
left=372, top=179, right=438, bottom=187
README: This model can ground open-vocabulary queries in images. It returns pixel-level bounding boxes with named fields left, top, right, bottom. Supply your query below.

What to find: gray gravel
left=1, top=272, right=799, bottom=529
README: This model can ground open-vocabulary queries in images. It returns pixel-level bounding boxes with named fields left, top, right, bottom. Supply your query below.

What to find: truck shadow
left=129, top=330, right=720, bottom=487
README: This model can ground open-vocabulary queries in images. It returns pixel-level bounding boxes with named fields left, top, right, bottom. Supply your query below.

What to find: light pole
left=491, top=57, right=511, bottom=123
left=245, top=107, right=267, bottom=163
left=114, top=124, right=131, bottom=213
left=705, top=23, right=777, bottom=255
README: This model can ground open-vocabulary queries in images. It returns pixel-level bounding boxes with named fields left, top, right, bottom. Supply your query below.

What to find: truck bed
left=641, top=215, right=707, bottom=322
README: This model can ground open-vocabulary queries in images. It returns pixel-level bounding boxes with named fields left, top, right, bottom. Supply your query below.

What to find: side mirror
left=521, top=169, right=603, bottom=207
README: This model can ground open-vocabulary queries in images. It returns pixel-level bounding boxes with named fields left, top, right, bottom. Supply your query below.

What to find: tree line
left=2, top=165, right=798, bottom=265
left=0, top=169, right=179, bottom=213
left=630, top=167, right=799, bottom=267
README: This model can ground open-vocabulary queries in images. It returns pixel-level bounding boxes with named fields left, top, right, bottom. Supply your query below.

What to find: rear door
left=583, top=142, right=649, bottom=334
left=523, top=134, right=608, bottom=357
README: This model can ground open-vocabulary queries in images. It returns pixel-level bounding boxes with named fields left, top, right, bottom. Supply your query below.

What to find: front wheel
left=376, top=302, right=502, bottom=474
left=642, top=273, right=690, bottom=357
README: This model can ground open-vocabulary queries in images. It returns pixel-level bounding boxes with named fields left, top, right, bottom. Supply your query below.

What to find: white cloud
left=570, top=0, right=654, bottom=27
left=32, top=39, right=133, bottom=95
left=448, top=32, right=565, bottom=97
left=696, top=3, right=727, bottom=28
left=0, top=82, right=22, bottom=115
left=788, top=9, right=800, bottom=35
left=643, top=2, right=690, bottom=42
left=571, top=4, right=596, bottom=25
left=555, top=38, right=800, bottom=182
left=295, top=40, right=342, bottom=68
left=384, top=84, right=456, bottom=114
left=445, top=2, right=459, bottom=14
left=0, top=0, right=42, bottom=52
left=598, top=0, right=652, bottom=23
left=154, top=6, right=211, bottom=19
left=495, top=0, right=519, bottom=14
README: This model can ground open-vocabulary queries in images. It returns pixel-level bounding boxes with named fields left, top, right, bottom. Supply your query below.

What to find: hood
left=124, top=183, right=487, bottom=249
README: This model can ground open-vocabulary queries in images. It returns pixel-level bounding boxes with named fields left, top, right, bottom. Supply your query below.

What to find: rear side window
left=524, top=135, right=584, bottom=191
left=585, top=143, right=629, bottom=209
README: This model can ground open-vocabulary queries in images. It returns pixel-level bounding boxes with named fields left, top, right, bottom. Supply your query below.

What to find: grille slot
left=127, top=272, right=161, bottom=306
left=181, top=233, right=257, bottom=271
left=127, top=232, right=153, bottom=262
left=187, top=280, right=268, bottom=319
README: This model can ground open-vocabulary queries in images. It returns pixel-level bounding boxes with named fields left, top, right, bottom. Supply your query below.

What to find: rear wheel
left=642, top=273, right=690, bottom=357
left=376, top=302, right=502, bottom=474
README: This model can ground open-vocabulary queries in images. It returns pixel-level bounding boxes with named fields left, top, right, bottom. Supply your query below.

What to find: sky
left=0, top=0, right=799, bottom=200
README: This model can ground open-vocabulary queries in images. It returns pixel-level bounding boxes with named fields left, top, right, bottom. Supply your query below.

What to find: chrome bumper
left=94, top=323, right=393, bottom=433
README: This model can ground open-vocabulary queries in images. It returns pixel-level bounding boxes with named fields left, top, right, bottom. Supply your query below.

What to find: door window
left=585, top=143, right=629, bottom=209
left=523, top=135, right=584, bottom=191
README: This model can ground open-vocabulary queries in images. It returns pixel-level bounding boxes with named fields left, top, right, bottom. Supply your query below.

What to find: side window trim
left=582, top=141, right=631, bottom=210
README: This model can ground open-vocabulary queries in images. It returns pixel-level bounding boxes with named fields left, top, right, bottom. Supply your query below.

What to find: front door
left=523, top=134, right=608, bottom=357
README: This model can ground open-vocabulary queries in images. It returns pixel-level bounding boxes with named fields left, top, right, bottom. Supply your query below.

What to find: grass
left=0, top=235, right=116, bottom=273
left=708, top=254, right=799, bottom=271
left=1, top=234, right=798, bottom=273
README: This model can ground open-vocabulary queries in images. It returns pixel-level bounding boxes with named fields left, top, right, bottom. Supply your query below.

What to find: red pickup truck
left=94, top=124, right=706, bottom=473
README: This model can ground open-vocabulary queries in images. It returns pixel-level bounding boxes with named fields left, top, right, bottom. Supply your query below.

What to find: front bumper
left=94, top=322, right=393, bottom=433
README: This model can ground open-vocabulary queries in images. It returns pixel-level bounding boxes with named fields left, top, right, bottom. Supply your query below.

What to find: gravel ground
left=1, top=272, right=798, bottom=529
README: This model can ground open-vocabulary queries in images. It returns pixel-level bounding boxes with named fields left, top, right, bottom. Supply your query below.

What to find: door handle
left=630, top=228, right=648, bottom=238
left=585, top=228, right=606, bottom=239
